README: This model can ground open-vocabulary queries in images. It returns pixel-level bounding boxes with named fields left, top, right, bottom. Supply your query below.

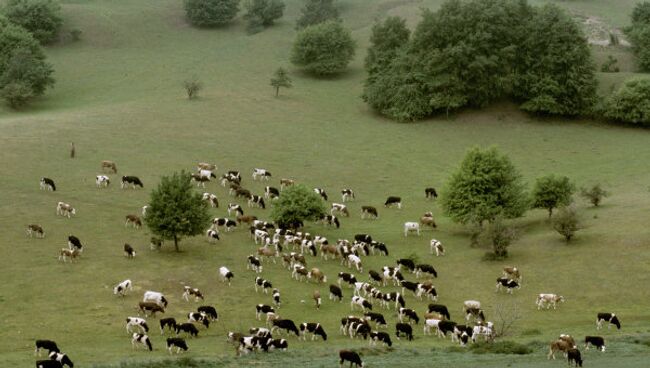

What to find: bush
left=627, top=2, right=650, bottom=71
left=184, top=0, right=240, bottom=27
left=290, top=20, right=355, bottom=75
left=270, top=184, right=326, bottom=229
left=469, top=340, right=533, bottom=355
left=3, top=0, right=62, bottom=44
left=0, top=81, right=32, bottom=108
left=603, top=77, right=650, bottom=125
left=552, top=205, right=581, bottom=242
left=531, top=175, right=575, bottom=217
left=295, top=0, right=338, bottom=29
left=69, top=28, right=82, bottom=42
left=601, top=55, right=620, bottom=72
left=183, top=77, right=202, bottom=99
left=243, top=0, right=285, bottom=34
left=580, top=184, right=609, bottom=207
left=479, top=216, right=517, bottom=259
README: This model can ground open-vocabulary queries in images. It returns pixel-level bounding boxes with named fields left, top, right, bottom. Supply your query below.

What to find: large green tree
left=184, top=0, right=240, bottom=27
left=144, top=171, right=211, bottom=252
left=290, top=20, right=355, bottom=75
left=295, top=0, right=338, bottom=29
left=364, top=16, right=410, bottom=84
left=531, top=175, right=575, bottom=217
left=270, top=184, right=326, bottom=229
left=627, top=1, right=650, bottom=71
left=441, top=147, right=529, bottom=225
left=3, top=0, right=62, bottom=44
left=243, top=0, right=285, bottom=34
left=603, top=77, right=650, bottom=125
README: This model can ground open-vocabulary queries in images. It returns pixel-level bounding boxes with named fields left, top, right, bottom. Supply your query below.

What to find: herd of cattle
left=29, top=161, right=623, bottom=367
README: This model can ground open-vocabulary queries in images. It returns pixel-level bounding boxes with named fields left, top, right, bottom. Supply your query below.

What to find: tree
left=364, top=16, right=410, bottom=84
left=627, top=2, right=650, bottom=71
left=441, top=147, right=528, bottom=226
left=183, top=76, right=203, bottom=100
left=479, top=215, right=517, bottom=259
left=184, top=0, right=240, bottom=27
left=243, top=0, right=284, bottom=34
left=144, top=171, right=211, bottom=252
left=290, top=20, right=355, bottom=76
left=632, top=1, right=650, bottom=26
left=531, top=175, right=575, bottom=217
left=3, top=0, right=62, bottom=44
left=270, top=67, right=291, bottom=96
left=580, top=184, right=609, bottom=207
left=270, top=184, right=326, bottom=229
left=552, top=205, right=581, bottom=242
left=295, top=0, right=338, bottom=30
left=603, top=77, right=650, bottom=125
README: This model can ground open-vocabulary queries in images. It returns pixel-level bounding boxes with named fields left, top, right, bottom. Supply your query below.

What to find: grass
left=1, top=0, right=650, bottom=367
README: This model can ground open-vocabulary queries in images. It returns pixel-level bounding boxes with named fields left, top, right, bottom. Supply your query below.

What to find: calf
left=56, top=202, right=76, bottom=218
left=139, top=302, right=165, bottom=317
left=536, top=293, right=564, bottom=310
left=175, top=323, right=199, bottom=337
left=58, top=248, right=80, bottom=263
left=206, top=229, right=220, bottom=242
left=48, top=352, right=73, bottom=368
left=121, top=176, right=143, bottom=189
left=212, top=217, right=237, bottom=231
left=370, top=331, right=392, bottom=347
left=101, top=160, right=118, bottom=173
left=67, top=235, right=83, bottom=252
left=252, top=168, right=271, bottom=180
left=314, top=188, right=328, bottom=201
left=131, top=333, right=153, bottom=351
left=395, top=323, right=413, bottom=341
left=248, top=194, right=266, bottom=209
left=567, top=348, right=583, bottom=367
left=197, top=306, right=218, bottom=321
left=124, top=243, right=136, bottom=258
left=331, top=203, right=349, bottom=217
left=182, top=286, right=204, bottom=302
left=495, top=277, right=520, bottom=293
left=202, top=193, right=219, bottom=208
left=160, top=318, right=177, bottom=334
left=428, top=304, right=451, bottom=320
left=415, top=264, right=437, bottom=278
left=219, top=266, right=234, bottom=285
left=425, top=187, right=438, bottom=199
left=35, top=340, right=60, bottom=355
left=360, top=206, right=378, bottom=219
left=27, top=224, right=45, bottom=238
left=114, top=279, right=132, bottom=296
left=585, top=336, right=606, bottom=351
left=256, top=304, right=275, bottom=320
left=341, top=189, right=355, bottom=202
left=40, top=177, right=56, bottom=191
left=398, top=307, right=420, bottom=324
left=300, top=322, right=327, bottom=341
left=254, top=277, right=273, bottom=293
left=339, top=350, right=364, bottom=367
left=126, top=317, right=149, bottom=334
left=430, top=239, right=445, bottom=256
left=125, top=215, right=142, bottom=229
left=271, top=319, right=300, bottom=336
left=385, top=196, right=402, bottom=209
left=404, top=222, right=420, bottom=236
left=166, top=337, right=188, bottom=354
left=329, top=284, right=343, bottom=301
left=597, top=313, right=621, bottom=330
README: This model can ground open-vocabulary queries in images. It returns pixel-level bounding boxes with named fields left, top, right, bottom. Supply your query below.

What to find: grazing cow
left=430, top=239, right=444, bottom=256
left=48, top=352, right=73, bottom=368
left=415, top=264, right=437, bottom=278
left=597, top=313, right=621, bottom=330
left=347, top=254, right=363, bottom=271
left=425, top=187, right=438, bottom=199
left=567, top=348, right=583, bottom=367
left=268, top=338, right=288, bottom=351
left=437, top=320, right=457, bottom=339
left=27, top=224, right=45, bottom=238
left=398, top=307, right=420, bottom=324
left=255, top=277, right=273, bottom=293
left=228, top=203, right=244, bottom=216
left=256, top=304, right=275, bottom=320
left=166, top=337, right=188, bottom=354
left=198, top=169, right=216, bottom=180
left=67, top=235, right=83, bottom=252
left=219, top=266, right=234, bottom=285
left=248, top=194, right=266, bottom=209
left=197, top=306, right=218, bottom=321
left=182, top=286, right=204, bottom=302
left=368, top=270, right=383, bottom=284
left=495, top=277, right=520, bottom=293
left=190, top=173, right=210, bottom=187
left=339, top=350, right=364, bottom=367
left=142, top=205, right=148, bottom=217
left=126, top=317, right=149, bottom=334
left=124, top=215, right=142, bottom=229
left=101, top=160, right=118, bottom=173
left=536, top=293, right=564, bottom=310
left=188, top=312, right=210, bottom=328
left=114, top=279, right=132, bottom=296
left=206, top=229, right=220, bottom=242
left=370, top=331, right=392, bottom=347
left=381, top=267, right=404, bottom=287
left=252, top=168, right=272, bottom=181
left=212, top=217, right=237, bottom=231
left=36, top=360, right=62, bottom=368
left=320, top=214, right=341, bottom=228
left=197, top=162, right=216, bottom=171
left=313, top=188, right=328, bottom=201
left=131, top=333, right=153, bottom=351
left=585, top=336, right=606, bottom=351
left=280, top=178, right=294, bottom=189
left=175, top=323, right=199, bottom=337
left=331, top=203, right=349, bottom=217
left=312, top=290, right=322, bottom=309
left=237, top=215, right=257, bottom=225
left=56, top=202, right=76, bottom=218
left=423, top=318, right=442, bottom=336
left=384, top=196, right=402, bottom=209
left=404, top=222, right=420, bottom=237
left=560, top=334, right=577, bottom=348
left=329, top=284, right=343, bottom=301
left=341, top=189, right=355, bottom=202
left=220, top=172, right=241, bottom=187
left=548, top=339, right=572, bottom=359
left=338, top=272, right=357, bottom=287
left=123, top=243, right=136, bottom=258
left=428, top=304, right=451, bottom=320
left=40, top=177, right=56, bottom=191
left=471, top=323, right=494, bottom=343
left=300, top=323, right=327, bottom=341
left=59, top=248, right=80, bottom=263
left=264, top=186, right=280, bottom=199
left=351, top=296, right=373, bottom=311
left=270, top=288, right=281, bottom=307
left=271, top=319, right=300, bottom=336
left=160, top=318, right=177, bottom=334
left=202, top=193, right=219, bottom=208
left=396, top=258, right=416, bottom=273
left=420, top=213, right=437, bottom=229
left=143, top=291, right=168, bottom=308
left=247, top=255, right=263, bottom=273
left=96, top=175, right=110, bottom=188
left=364, top=312, right=387, bottom=328
left=465, top=308, right=485, bottom=322
left=416, top=283, right=438, bottom=301
left=139, top=302, right=165, bottom=317
left=308, top=268, right=327, bottom=283
left=502, top=266, right=522, bottom=282
left=121, top=176, right=143, bottom=189
left=395, top=323, right=413, bottom=341
left=35, top=340, right=60, bottom=355
left=292, top=265, right=309, bottom=281
left=369, top=241, right=389, bottom=256
left=360, top=206, right=378, bottom=219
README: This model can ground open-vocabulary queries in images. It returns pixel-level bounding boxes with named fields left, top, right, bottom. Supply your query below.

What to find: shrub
left=243, top=0, right=285, bottom=34
left=469, top=340, right=533, bottom=355
left=627, top=2, right=650, bottom=71
left=580, top=184, right=609, bottom=207
left=603, top=77, right=650, bottom=125
left=183, top=77, right=203, bottom=100
left=69, top=28, right=82, bottom=41
left=552, top=205, right=581, bottom=242
left=0, top=81, right=32, bottom=108
left=295, top=0, right=338, bottom=30
left=3, top=0, right=62, bottom=44
left=601, top=55, right=620, bottom=72
left=290, top=20, right=355, bottom=75
left=479, top=216, right=517, bottom=259
left=270, top=184, right=326, bottom=228
left=270, top=67, right=291, bottom=96
left=531, top=175, right=575, bottom=217
left=184, top=0, right=240, bottom=27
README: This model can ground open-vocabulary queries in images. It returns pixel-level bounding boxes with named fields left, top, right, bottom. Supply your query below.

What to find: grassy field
left=1, top=0, right=650, bottom=367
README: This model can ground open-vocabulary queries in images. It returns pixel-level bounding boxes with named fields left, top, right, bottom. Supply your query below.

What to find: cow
left=101, top=160, right=118, bottom=173
left=190, top=173, right=210, bottom=187
left=415, top=264, right=437, bottom=278
left=247, top=255, right=263, bottom=273
left=502, top=266, right=522, bottom=282
left=114, top=279, right=132, bottom=296
left=237, top=215, right=257, bottom=225
left=27, top=224, right=45, bottom=238
left=347, top=254, right=363, bottom=271
left=423, top=318, right=442, bottom=336
left=329, top=284, right=343, bottom=301
left=256, top=304, right=275, bottom=320
left=121, top=176, right=143, bottom=189
left=139, top=302, right=165, bottom=317
left=166, top=337, right=188, bottom=354
left=35, top=340, right=60, bottom=355
left=67, top=235, right=83, bottom=252
left=395, top=323, right=413, bottom=341
left=264, top=186, right=280, bottom=199
left=417, top=283, right=438, bottom=301
left=142, top=205, right=149, bottom=217
left=369, top=241, right=389, bottom=256
left=339, top=350, right=364, bottom=367
left=536, top=293, right=564, bottom=310
left=160, top=318, right=177, bottom=334
left=56, top=202, right=76, bottom=218
left=548, top=339, right=572, bottom=359
left=430, top=239, right=444, bottom=256
left=271, top=319, right=300, bottom=336
left=96, top=175, right=110, bottom=188
left=58, top=248, right=80, bottom=263
left=308, top=268, right=327, bottom=283
left=126, top=317, right=149, bottom=334
left=202, top=193, right=219, bottom=208
left=425, top=187, right=438, bottom=199
left=40, top=177, right=56, bottom=191
left=428, top=304, right=451, bottom=320
left=398, top=308, right=420, bottom=324
left=404, top=222, right=420, bottom=237
left=197, top=306, right=218, bottom=321
left=396, top=258, right=416, bottom=273
left=364, top=312, right=387, bottom=328
left=300, top=323, right=327, bottom=341
left=238, top=335, right=269, bottom=354
left=567, top=348, right=583, bottom=367
left=143, top=291, right=168, bottom=308
left=400, top=280, right=420, bottom=296
left=48, top=352, right=73, bottom=368
left=267, top=338, right=289, bottom=351
left=360, top=206, right=378, bottom=219
left=585, top=336, right=606, bottom=351
left=125, top=214, right=142, bottom=229
left=351, top=296, right=372, bottom=311
left=312, top=188, right=328, bottom=201
left=198, top=169, right=216, bottom=180
left=320, top=214, right=341, bottom=228
left=182, top=286, right=204, bottom=302
left=385, top=196, right=402, bottom=209
left=437, top=320, right=457, bottom=339
left=338, top=272, right=357, bottom=287
left=381, top=267, right=404, bottom=287
left=188, top=312, right=210, bottom=328
left=350, top=321, right=371, bottom=340
left=175, top=323, right=199, bottom=337
left=219, top=266, right=234, bottom=285
left=331, top=203, right=349, bottom=217
left=280, top=178, right=294, bottom=189
left=270, top=288, right=281, bottom=307
left=341, top=189, right=355, bottom=202
left=120, top=243, right=136, bottom=259
left=206, top=229, right=220, bottom=242
left=560, top=334, right=576, bottom=348
left=495, top=277, right=520, bottom=293
left=465, top=308, right=485, bottom=322
left=420, top=212, right=437, bottom=229
left=212, top=217, right=237, bottom=231
left=228, top=203, right=244, bottom=216
left=197, top=162, right=217, bottom=171
left=36, top=360, right=62, bottom=368
left=597, top=313, right=621, bottom=330
left=369, top=331, right=392, bottom=347
left=252, top=168, right=271, bottom=181
left=292, top=265, right=309, bottom=281
left=248, top=194, right=266, bottom=209
left=131, top=333, right=153, bottom=351
left=221, top=173, right=241, bottom=187
left=150, top=236, right=163, bottom=250
left=471, top=323, right=494, bottom=343
left=255, top=277, right=273, bottom=294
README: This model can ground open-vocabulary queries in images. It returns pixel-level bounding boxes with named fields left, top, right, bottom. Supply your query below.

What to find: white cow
left=404, top=222, right=420, bottom=237
left=96, top=175, right=110, bottom=188
left=423, top=318, right=441, bottom=335
left=143, top=291, right=168, bottom=308
left=252, top=168, right=271, bottom=181
left=430, top=239, right=444, bottom=256
left=114, top=279, right=132, bottom=296
left=219, top=266, right=234, bottom=285
left=347, top=254, right=363, bottom=271
left=536, top=293, right=564, bottom=310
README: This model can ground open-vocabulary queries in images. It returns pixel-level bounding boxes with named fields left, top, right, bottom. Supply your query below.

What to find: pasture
left=1, top=0, right=650, bottom=366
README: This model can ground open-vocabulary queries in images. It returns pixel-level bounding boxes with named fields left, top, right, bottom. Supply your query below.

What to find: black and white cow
left=381, top=267, right=404, bottom=287
left=272, top=289, right=281, bottom=307
left=320, top=214, right=340, bottom=228
left=339, top=350, right=364, bottom=367
left=495, top=277, right=520, bottom=293
left=437, top=320, right=457, bottom=339
left=383, top=292, right=406, bottom=309
left=40, top=177, right=56, bottom=191
left=396, top=258, right=416, bottom=273
left=300, top=323, right=328, bottom=341
left=123, top=243, right=136, bottom=258
left=430, top=239, right=444, bottom=256
left=428, top=304, right=451, bottom=320
left=67, top=235, right=83, bottom=252
left=126, top=317, right=149, bottom=334
left=255, top=277, right=273, bottom=293
left=597, top=313, right=621, bottom=330
left=188, top=312, right=210, bottom=328
left=247, top=255, right=263, bottom=273
left=228, top=203, right=244, bottom=216
left=206, top=229, right=220, bottom=242
left=341, top=189, right=355, bottom=202
left=160, top=318, right=178, bottom=334
left=182, top=287, right=205, bottom=302
left=585, top=336, right=606, bottom=351
left=400, top=280, right=420, bottom=296
left=35, top=340, right=60, bottom=355
left=384, top=196, right=402, bottom=209
left=354, top=234, right=372, bottom=244
left=264, top=186, right=280, bottom=199
left=370, top=241, right=389, bottom=256
left=131, top=333, right=153, bottom=351
left=121, top=176, right=143, bottom=189
left=398, top=308, right=420, bottom=324
left=368, top=270, right=383, bottom=284
left=197, top=306, right=218, bottom=321
left=415, top=264, right=437, bottom=278
left=395, top=323, right=413, bottom=341
left=360, top=206, right=378, bottom=219
left=139, top=302, right=165, bottom=317
left=268, top=338, right=288, bottom=351
left=256, top=304, right=275, bottom=320
left=114, top=279, right=132, bottom=296
left=143, top=291, right=168, bottom=308
left=416, top=283, right=437, bottom=301
left=166, top=337, right=188, bottom=354
left=364, top=312, right=387, bottom=328
left=252, top=168, right=272, bottom=181
left=212, top=217, right=237, bottom=231
left=370, top=331, right=392, bottom=347
left=314, top=188, right=328, bottom=201
left=271, top=319, right=300, bottom=336
left=191, top=173, right=210, bottom=187
left=36, top=360, right=62, bottom=368
left=349, top=322, right=371, bottom=339
left=329, top=284, right=343, bottom=301
left=567, top=348, right=583, bottom=367
left=248, top=195, right=266, bottom=209
left=351, top=296, right=373, bottom=311
left=425, top=187, right=438, bottom=199
left=331, top=203, right=349, bottom=217
left=48, top=352, right=73, bottom=368
left=96, top=175, right=110, bottom=188
left=175, top=323, right=199, bottom=337
left=338, top=272, right=357, bottom=287
left=219, top=266, right=234, bottom=285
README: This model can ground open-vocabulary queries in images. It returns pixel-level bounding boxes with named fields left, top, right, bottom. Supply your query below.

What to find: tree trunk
left=275, top=86, right=279, bottom=97
left=174, top=234, right=179, bottom=252
left=548, top=208, right=553, bottom=218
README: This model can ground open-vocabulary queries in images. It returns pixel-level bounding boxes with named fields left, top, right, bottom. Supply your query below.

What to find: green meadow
left=1, top=0, right=650, bottom=366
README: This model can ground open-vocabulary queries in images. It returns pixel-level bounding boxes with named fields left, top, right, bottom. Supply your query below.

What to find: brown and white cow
left=331, top=203, right=349, bottom=217
left=27, top=224, right=45, bottom=238
left=280, top=178, right=294, bottom=190
left=197, top=162, right=216, bottom=171
left=101, top=160, right=117, bottom=173
left=548, top=339, right=572, bottom=360
left=59, top=248, right=80, bottom=263
left=536, top=294, right=564, bottom=310
left=125, top=215, right=142, bottom=229
left=56, top=202, right=76, bottom=218
left=420, top=212, right=437, bottom=229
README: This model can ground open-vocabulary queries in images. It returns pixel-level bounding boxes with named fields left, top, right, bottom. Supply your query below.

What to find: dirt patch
left=573, top=13, right=630, bottom=47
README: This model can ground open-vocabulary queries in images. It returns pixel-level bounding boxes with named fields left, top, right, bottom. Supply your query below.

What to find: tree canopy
left=531, top=175, right=575, bottom=217
left=243, top=0, right=285, bottom=34
left=144, top=171, right=211, bottom=251
left=290, top=20, right=355, bottom=75
left=270, top=67, right=292, bottom=96
left=270, top=184, right=326, bottom=229
left=295, top=0, right=339, bottom=29
left=603, top=77, right=650, bottom=125
left=184, top=0, right=240, bottom=27
left=3, top=0, right=62, bottom=44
